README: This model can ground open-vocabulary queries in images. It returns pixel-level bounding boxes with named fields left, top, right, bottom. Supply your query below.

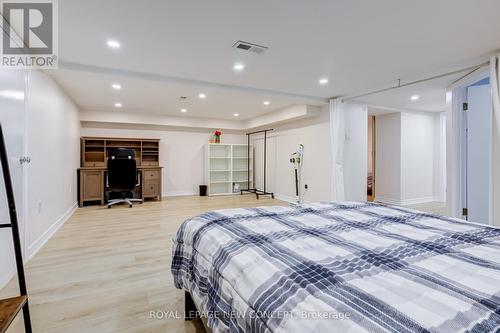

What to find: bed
left=172, top=202, right=500, bottom=333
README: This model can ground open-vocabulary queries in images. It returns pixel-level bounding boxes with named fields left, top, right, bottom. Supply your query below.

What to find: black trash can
left=199, top=185, right=208, bottom=196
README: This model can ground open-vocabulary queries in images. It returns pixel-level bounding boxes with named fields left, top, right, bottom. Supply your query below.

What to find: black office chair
left=107, top=148, right=142, bottom=208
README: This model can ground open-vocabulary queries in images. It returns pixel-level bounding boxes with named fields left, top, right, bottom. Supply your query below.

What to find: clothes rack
left=240, top=129, right=274, bottom=199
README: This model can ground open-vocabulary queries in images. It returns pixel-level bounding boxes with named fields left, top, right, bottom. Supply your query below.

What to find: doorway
left=367, top=116, right=375, bottom=202
left=462, top=76, right=492, bottom=224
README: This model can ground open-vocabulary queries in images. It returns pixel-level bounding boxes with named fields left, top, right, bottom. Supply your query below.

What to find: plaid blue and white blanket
left=171, top=202, right=500, bottom=333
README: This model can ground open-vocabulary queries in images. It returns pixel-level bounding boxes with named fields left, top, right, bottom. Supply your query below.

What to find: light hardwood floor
left=403, top=201, right=447, bottom=216
left=3, top=195, right=285, bottom=333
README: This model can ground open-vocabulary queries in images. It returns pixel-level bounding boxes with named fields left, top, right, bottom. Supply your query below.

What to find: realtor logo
left=1, top=0, right=58, bottom=68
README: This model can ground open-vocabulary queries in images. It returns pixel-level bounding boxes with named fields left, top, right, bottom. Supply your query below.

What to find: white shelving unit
left=206, top=143, right=254, bottom=196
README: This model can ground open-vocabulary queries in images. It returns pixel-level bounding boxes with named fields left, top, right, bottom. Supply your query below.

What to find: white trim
left=447, top=67, right=493, bottom=222
left=399, top=196, right=439, bottom=206
left=27, top=202, right=77, bottom=261
left=375, top=196, right=438, bottom=206
left=162, top=191, right=197, bottom=197
left=274, top=193, right=299, bottom=204
left=23, top=72, right=30, bottom=259
left=208, top=192, right=240, bottom=196
left=375, top=197, right=402, bottom=205
left=449, top=66, right=491, bottom=90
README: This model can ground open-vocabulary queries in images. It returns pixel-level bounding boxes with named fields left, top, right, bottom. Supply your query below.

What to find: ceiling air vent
left=232, top=40, right=268, bottom=54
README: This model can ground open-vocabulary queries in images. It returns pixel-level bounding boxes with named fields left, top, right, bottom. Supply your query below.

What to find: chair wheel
left=129, top=205, right=132, bottom=208
left=108, top=205, right=111, bottom=209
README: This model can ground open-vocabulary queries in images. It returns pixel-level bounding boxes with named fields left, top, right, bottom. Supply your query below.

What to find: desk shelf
left=81, top=137, right=160, bottom=167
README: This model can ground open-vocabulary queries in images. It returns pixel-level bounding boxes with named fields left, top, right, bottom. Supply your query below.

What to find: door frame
left=446, top=66, right=492, bottom=223
left=372, top=116, right=376, bottom=200
left=367, top=115, right=376, bottom=201
left=22, top=71, right=30, bottom=259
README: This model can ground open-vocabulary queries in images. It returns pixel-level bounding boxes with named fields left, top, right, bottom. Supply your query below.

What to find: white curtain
left=490, top=54, right=500, bottom=226
left=329, top=99, right=368, bottom=202
left=329, top=98, right=345, bottom=201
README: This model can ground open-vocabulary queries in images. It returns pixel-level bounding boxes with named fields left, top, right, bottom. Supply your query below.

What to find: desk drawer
left=79, top=170, right=104, bottom=206
left=144, top=170, right=160, bottom=180
left=83, top=161, right=105, bottom=167
left=143, top=180, right=160, bottom=197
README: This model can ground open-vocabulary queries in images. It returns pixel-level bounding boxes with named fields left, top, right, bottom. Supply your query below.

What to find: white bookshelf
left=206, top=144, right=254, bottom=196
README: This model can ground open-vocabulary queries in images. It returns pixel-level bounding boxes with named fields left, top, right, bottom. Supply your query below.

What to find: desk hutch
left=78, top=137, right=163, bottom=206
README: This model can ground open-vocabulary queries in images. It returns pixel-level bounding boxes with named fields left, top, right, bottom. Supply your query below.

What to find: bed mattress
left=172, top=202, right=500, bottom=333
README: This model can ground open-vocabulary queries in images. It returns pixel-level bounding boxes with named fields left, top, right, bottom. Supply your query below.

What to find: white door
left=0, top=70, right=27, bottom=284
left=466, top=84, right=492, bottom=225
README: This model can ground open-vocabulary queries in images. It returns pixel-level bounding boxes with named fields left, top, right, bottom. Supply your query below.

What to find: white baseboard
left=273, top=193, right=296, bottom=204
left=0, top=202, right=77, bottom=291
left=400, top=196, right=438, bottom=206
left=374, top=197, right=402, bottom=205
left=162, top=191, right=196, bottom=197
left=376, top=196, right=437, bottom=206
left=161, top=191, right=304, bottom=202
left=28, top=202, right=78, bottom=261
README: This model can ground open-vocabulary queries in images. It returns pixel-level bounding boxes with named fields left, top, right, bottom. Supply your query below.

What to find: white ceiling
left=50, top=69, right=317, bottom=120
left=356, top=72, right=468, bottom=112
left=50, top=0, right=500, bottom=118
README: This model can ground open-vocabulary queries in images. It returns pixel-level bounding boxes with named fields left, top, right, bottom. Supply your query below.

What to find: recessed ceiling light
left=319, top=78, right=329, bottom=85
left=263, top=101, right=270, bottom=106
left=114, top=102, right=122, bottom=108
left=233, top=63, right=245, bottom=72
left=107, top=40, right=121, bottom=49
left=112, top=83, right=121, bottom=90
left=411, top=95, right=420, bottom=101
left=180, top=108, right=187, bottom=113
left=233, top=113, right=239, bottom=117
left=198, top=93, right=206, bottom=99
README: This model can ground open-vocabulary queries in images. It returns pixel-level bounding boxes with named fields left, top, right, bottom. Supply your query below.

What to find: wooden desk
left=78, top=137, right=163, bottom=207
left=78, top=167, right=163, bottom=207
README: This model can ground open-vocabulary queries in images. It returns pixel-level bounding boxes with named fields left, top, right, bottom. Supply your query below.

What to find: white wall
left=401, top=112, right=437, bottom=203
left=25, top=71, right=81, bottom=257
left=375, top=112, right=402, bottom=203
left=375, top=110, right=444, bottom=205
left=80, top=126, right=246, bottom=196
left=434, top=112, right=447, bottom=203
left=251, top=102, right=366, bottom=204
left=0, top=70, right=81, bottom=290
left=251, top=108, right=331, bottom=203
left=494, top=112, right=500, bottom=227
